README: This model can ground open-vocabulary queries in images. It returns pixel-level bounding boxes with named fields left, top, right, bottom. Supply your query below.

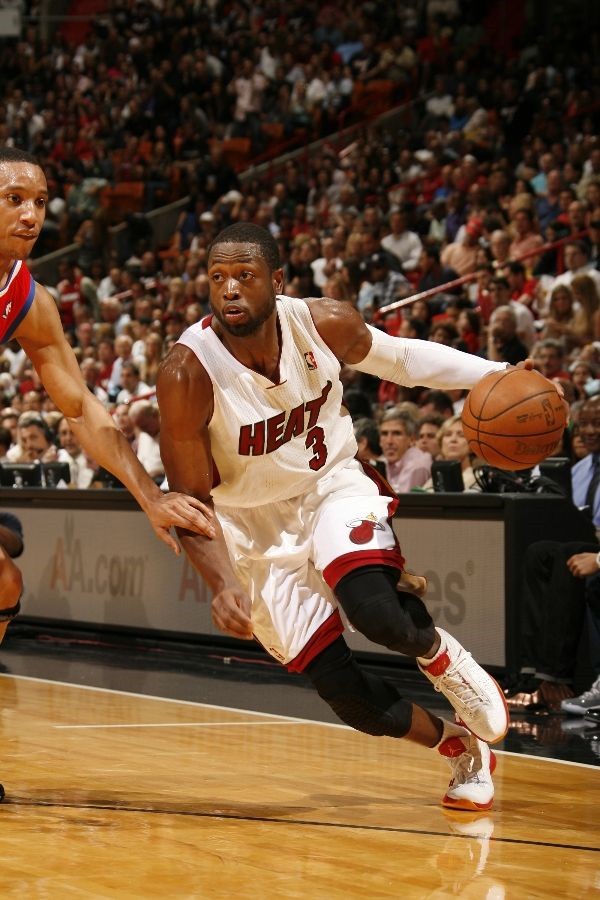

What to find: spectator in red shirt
left=56, top=260, right=84, bottom=334
left=506, top=261, right=538, bottom=313
left=456, top=308, right=482, bottom=355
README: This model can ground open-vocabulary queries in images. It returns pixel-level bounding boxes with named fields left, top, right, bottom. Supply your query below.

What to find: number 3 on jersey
left=306, top=425, right=328, bottom=470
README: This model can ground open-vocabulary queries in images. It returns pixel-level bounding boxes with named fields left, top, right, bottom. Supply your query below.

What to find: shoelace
left=450, top=749, right=481, bottom=784
left=434, top=654, right=484, bottom=709
left=576, top=675, right=600, bottom=703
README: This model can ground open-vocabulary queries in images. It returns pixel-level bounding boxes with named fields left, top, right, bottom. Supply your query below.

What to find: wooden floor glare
left=0, top=674, right=598, bottom=898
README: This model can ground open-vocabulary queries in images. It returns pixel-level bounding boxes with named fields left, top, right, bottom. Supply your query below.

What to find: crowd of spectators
left=0, top=0, right=597, bottom=491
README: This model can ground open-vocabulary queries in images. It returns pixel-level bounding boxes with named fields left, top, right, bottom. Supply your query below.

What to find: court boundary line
left=53, top=720, right=302, bottom=729
left=1, top=672, right=598, bottom=772
left=2, top=796, right=599, bottom=854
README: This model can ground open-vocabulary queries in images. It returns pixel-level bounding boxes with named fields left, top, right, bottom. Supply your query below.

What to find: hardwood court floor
left=0, top=673, right=598, bottom=898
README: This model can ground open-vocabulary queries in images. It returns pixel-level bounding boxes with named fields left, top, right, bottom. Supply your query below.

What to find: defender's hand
left=397, top=571, right=428, bottom=598
left=148, top=492, right=216, bottom=554
left=212, top=588, right=253, bottom=639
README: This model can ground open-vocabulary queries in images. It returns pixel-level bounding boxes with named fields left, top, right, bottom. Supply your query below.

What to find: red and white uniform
left=178, top=295, right=403, bottom=669
left=0, top=260, right=35, bottom=344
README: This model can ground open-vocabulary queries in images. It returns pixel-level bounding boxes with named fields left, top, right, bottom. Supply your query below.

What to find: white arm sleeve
left=348, top=325, right=508, bottom=389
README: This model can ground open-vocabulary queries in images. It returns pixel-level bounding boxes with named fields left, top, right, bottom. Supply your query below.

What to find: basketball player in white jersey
left=157, top=223, right=514, bottom=811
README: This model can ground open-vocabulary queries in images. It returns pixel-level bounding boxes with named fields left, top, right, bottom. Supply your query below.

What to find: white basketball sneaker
left=438, top=733, right=496, bottom=811
left=418, top=628, right=509, bottom=744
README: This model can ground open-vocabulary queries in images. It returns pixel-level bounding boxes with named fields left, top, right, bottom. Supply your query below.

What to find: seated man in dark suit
left=506, top=395, right=600, bottom=711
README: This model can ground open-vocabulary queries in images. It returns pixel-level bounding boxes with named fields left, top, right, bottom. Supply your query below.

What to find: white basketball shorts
left=216, top=459, right=404, bottom=670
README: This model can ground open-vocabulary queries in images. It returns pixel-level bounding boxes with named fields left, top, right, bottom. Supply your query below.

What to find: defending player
left=0, top=147, right=215, bottom=646
left=158, top=222, right=512, bottom=810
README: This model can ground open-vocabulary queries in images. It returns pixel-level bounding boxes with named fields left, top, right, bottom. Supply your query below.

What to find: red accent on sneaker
left=440, top=739, right=497, bottom=772
left=438, top=736, right=467, bottom=758
left=423, top=651, right=450, bottom=677
left=442, top=794, right=494, bottom=811
left=490, top=751, right=497, bottom=774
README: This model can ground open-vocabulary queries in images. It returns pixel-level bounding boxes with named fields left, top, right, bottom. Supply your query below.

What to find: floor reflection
left=427, top=811, right=505, bottom=899
left=505, top=711, right=600, bottom=766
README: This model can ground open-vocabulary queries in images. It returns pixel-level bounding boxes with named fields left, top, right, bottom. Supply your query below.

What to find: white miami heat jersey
left=177, top=295, right=357, bottom=508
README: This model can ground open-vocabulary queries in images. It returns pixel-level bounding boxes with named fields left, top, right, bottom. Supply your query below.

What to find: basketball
left=461, top=368, right=567, bottom=470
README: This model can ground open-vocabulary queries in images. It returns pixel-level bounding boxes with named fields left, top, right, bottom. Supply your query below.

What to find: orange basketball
left=461, top=368, right=567, bottom=471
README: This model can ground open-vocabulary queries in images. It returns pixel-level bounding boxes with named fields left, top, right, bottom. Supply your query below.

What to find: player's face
left=379, top=419, right=412, bottom=463
left=0, top=162, right=48, bottom=263
left=208, top=242, right=283, bottom=338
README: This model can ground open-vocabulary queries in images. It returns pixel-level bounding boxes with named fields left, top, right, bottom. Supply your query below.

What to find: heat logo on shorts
left=346, top=513, right=383, bottom=545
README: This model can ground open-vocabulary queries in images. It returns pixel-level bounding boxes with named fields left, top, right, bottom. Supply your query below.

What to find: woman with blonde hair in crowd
left=539, top=284, right=576, bottom=344
left=322, top=272, right=356, bottom=304
left=421, top=415, right=479, bottom=492
left=139, top=332, right=164, bottom=388
left=165, top=277, right=185, bottom=313
left=571, top=274, right=600, bottom=344
left=344, top=232, right=363, bottom=260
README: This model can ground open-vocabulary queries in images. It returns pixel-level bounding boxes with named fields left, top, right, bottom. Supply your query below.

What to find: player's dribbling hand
left=212, top=589, right=253, bottom=639
left=513, top=359, right=570, bottom=420
left=149, top=492, right=216, bottom=554
left=513, top=358, right=535, bottom=371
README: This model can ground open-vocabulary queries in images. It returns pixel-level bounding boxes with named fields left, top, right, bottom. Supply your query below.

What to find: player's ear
left=272, top=268, right=284, bottom=293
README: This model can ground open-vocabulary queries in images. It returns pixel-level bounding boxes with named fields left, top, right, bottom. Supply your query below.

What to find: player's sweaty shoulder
left=306, top=296, right=368, bottom=360
left=157, top=344, right=213, bottom=420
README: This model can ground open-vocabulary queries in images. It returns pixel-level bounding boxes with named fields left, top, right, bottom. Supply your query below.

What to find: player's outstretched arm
left=307, top=297, right=508, bottom=390
left=14, top=285, right=216, bottom=553
left=157, top=345, right=253, bottom=639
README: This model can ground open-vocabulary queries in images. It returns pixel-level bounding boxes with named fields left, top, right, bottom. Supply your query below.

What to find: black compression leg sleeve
left=304, top=636, right=413, bottom=738
left=335, top=566, right=436, bottom=657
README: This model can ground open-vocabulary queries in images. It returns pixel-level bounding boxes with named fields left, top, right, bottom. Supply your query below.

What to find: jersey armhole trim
left=2, top=274, right=35, bottom=342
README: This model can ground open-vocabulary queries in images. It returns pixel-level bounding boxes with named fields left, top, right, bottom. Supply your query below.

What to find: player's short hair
left=208, top=223, right=281, bottom=271
left=0, top=146, right=41, bottom=167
